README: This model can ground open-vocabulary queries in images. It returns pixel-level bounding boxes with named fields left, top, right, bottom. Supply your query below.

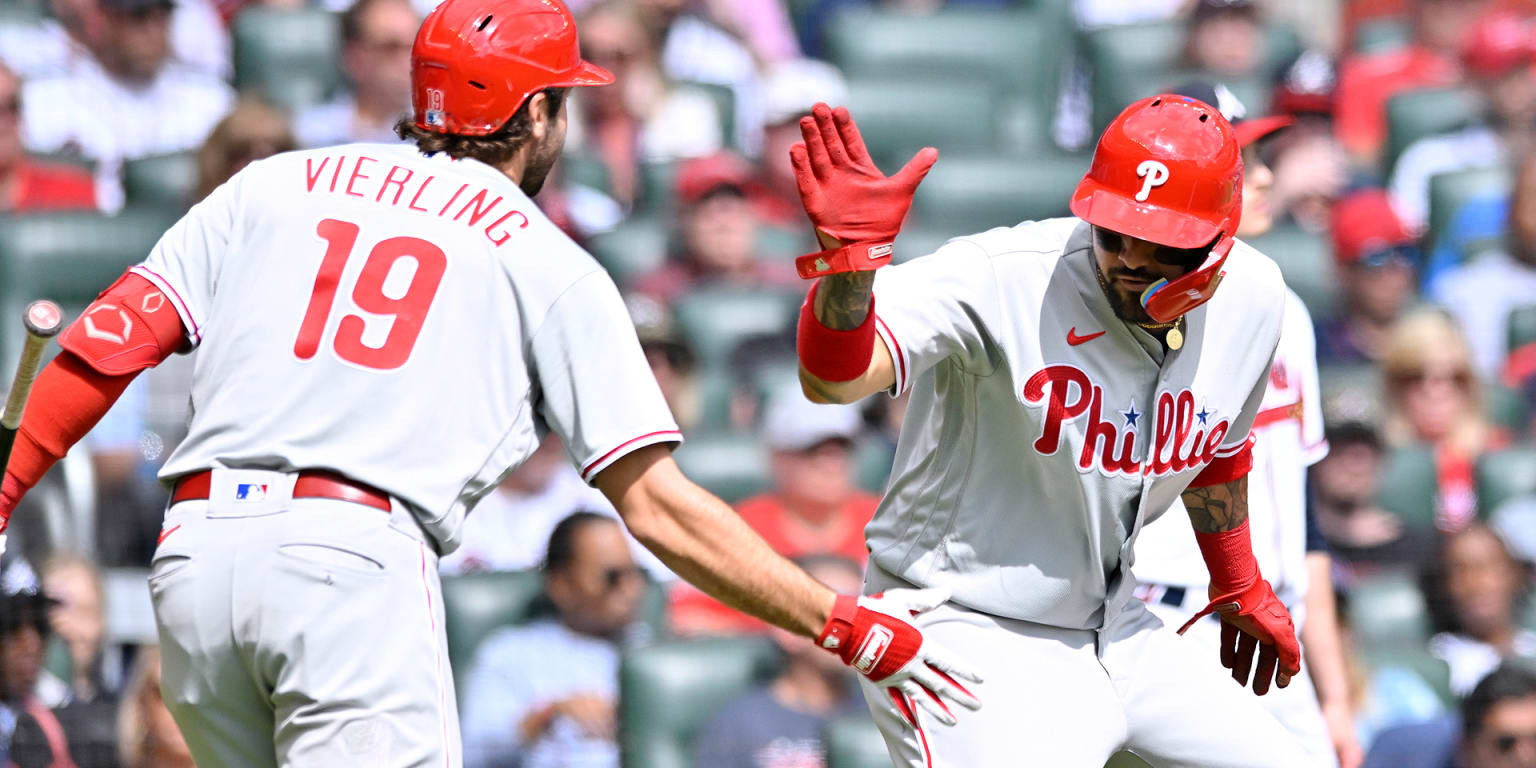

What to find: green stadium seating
left=1106, top=752, right=1155, bottom=768
left=1427, top=166, right=1512, bottom=261
left=233, top=7, right=342, bottom=112
left=672, top=288, right=800, bottom=372
left=842, top=77, right=1000, bottom=170
left=1354, top=18, right=1412, bottom=54
left=587, top=215, right=669, bottom=287
left=1509, top=304, right=1536, bottom=352
left=1376, top=444, right=1439, bottom=530
left=558, top=151, right=613, bottom=197
left=636, top=159, right=678, bottom=215
left=1360, top=648, right=1456, bottom=707
left=691, top=367, right=737, bottom=435
left=672, top=433, right=771, bottom=502
left=620, top=636, right=780, bottom=768
left=122, top=151, right=199, bottom=211
left=1243, top=224, right=1337, bottom=320
left=757, top=223, right=811, bottom=262
left=913, top=152, right=1090, bottom=232
left=1348, top=571, right=1431, bottom=649
left=854, top=438, right=895, bottom=494
left=893, top=226, right=958, bottom=265
left=1487, top=383, right=1530, bottom=434
left=1478, top=447, right=1536, bottom=516
left=825, top=715, right=891, bottom=768
left=1385, top=87, right=1485, bottom=178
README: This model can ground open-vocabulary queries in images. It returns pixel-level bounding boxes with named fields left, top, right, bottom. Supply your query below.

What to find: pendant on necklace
left=1166, top=325, right=1184, bottom=351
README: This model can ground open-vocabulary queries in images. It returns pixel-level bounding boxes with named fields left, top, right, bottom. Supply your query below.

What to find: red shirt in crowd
left=1334, top=45, right=1459, bottom=161
left=7, top=162, right=96, bottom=212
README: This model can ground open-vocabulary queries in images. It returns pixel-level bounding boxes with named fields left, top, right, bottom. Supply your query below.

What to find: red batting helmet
left=410, top=0, right=613, bottom=136
left=1070, top=94, right=1244, bottom=323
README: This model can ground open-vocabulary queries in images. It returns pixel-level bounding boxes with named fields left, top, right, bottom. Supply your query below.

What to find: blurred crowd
left=0, top=0, right=1535, bottom=765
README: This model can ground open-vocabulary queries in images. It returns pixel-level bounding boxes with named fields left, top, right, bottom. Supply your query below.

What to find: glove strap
left=795, top=241, right=895, bottom=279
left=816, top=594, right=860, bottom=656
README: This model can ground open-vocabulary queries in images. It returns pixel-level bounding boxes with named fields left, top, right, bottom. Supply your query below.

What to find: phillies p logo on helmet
left=1135, top=161, right=1170, bottom=202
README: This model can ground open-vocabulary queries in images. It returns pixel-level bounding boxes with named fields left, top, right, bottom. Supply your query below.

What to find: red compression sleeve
left=4, top=353, right=140, bottom=495
left=1194, top=520, right=1261, bottom=594
left=797, top=282, right=878, bottom=383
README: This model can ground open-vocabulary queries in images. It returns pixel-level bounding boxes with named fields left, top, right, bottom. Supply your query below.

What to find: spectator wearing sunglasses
left=1460, top=663, right=1536, bottom=768
left=1316, top=190, right=1421, bottom=366
left=0, top=63, right=94, bottom=212
left=460, top=512, right=647, bottom=768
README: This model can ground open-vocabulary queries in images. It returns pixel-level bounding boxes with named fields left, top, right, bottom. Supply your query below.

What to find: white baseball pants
left=149, top=468, right=460, bottom=767
left=858, top=566, right=1317, bottom=767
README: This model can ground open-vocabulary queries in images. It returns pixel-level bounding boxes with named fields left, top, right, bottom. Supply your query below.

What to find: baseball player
left=1133, top=82, right=1363, bottom=768
left=790, top=98, right=1311, bottom=766
left=0, top=1, right=981, bottom=765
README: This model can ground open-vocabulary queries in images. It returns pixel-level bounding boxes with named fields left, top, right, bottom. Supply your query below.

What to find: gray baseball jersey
left=866, top=218, right=1284, bottom=630
left=131, top=142, right=681, bottom=554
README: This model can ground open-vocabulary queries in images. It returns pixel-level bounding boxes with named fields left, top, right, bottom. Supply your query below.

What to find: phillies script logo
left=1022, top=364, right=1231, bottom=477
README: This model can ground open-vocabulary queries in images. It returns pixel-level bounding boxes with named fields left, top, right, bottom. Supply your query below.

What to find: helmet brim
left=1069, top=179, right=1226, bottom=249
left=561, top=60, right=615, bottom=87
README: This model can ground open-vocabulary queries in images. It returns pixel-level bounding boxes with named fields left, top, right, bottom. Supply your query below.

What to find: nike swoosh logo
left=1067, top=328, right=1106, bottom=346
left=157, top=524, right=181, bottom=547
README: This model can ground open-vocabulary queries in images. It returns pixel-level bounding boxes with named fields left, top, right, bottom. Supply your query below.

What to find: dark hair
left=0, top=591, right=50, bottom=639
left=1464, top=663, right=1536, bottom=737
left=542, top=510, right=614, bottom=574
left=1324, top=421, right=1382, bottom=452
left=1422, top=522, right=1528, bottom=636
left=394, top=87, right=569, bottom=168
left=340, top=0, right=410, bottom=45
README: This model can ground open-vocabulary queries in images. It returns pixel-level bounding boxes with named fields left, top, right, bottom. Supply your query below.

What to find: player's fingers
left=812, top=103, right=851, bottom=167
left=830, top=105, right=875, bottom=167
left=902, top=679, right=957, bottom=727
left=789, top=145, right=823, bottom=205
left=1219, top=622, right=1238, bottom=670
left=798, top=115, right=832, bottom=179
left=1252, top=644, right=1278, bottom=696
left=1232, top=631, right=1258, bottom=687
left=914, top=662, right=981, bottom=712
left=894, top=585, right=952, bottom=615
left=922, top=644, right=984, bottom=685
left=894, top=147, right=939, bottom=190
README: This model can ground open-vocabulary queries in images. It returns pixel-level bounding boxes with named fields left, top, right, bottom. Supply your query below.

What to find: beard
left=1095, top=259, right=1159, bottom=324
left=518, top=130, right=564, bottom=197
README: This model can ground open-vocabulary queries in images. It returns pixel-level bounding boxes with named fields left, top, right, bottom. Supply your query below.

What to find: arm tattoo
left=1182, top=476, right=1249, bottom=533
left=812, top=272, right=876, bottom=330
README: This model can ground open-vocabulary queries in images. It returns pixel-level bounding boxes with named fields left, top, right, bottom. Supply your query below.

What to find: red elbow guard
left=797, top=283, right=878, bottom=383
left=58, top=272, right=186, bottom=375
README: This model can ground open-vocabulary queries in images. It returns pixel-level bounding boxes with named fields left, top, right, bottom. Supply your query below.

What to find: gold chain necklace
left=1091, top=256, right=1186, bottom=350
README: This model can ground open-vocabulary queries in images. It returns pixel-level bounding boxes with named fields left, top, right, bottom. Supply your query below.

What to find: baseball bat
left=0, top=301, right=65, bottom=475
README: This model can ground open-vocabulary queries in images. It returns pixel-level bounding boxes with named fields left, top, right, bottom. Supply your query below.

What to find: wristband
left=1193, top=519, right=1260, bottom=594
left=816, top=594, right=859, bottom=654
left=797, top=283, right=878, bottom=383
left=795, top=241, right=895, bottom=279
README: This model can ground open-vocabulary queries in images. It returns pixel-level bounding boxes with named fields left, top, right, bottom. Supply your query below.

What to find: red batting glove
left=1182, top=521, right=1302, bottom=695
left=789, top=104, right=937, bottom=249
left=818, top=587, right=982, bottom=725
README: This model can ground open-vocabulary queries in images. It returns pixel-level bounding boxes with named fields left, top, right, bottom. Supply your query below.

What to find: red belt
left=171, top=470, right=392, bottom=513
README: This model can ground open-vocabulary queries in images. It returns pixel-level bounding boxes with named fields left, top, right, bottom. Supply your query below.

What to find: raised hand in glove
left=789, top=103, right=937, bottom=278
left=818, top=586, right=982, bottom=725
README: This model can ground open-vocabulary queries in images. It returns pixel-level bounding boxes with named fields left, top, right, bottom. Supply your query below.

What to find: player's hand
left=790, top=103, right=937, bottom=247
left=553, top=694, right=617, bottom=740
left=817, top=587, right=981, bottom=726
left=1180, top=579, right=1301, bottom=696
left=1322, top=700, right=1364, bottom=768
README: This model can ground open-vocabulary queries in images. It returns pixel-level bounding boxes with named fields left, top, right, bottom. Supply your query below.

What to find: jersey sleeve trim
left=579, top=429, right=684, bottom=483
left=874, top=314, right=909, bottom=396
left=1303, top=438, right=1330, bottom=467
left=129, top=265, right=203, bottom=346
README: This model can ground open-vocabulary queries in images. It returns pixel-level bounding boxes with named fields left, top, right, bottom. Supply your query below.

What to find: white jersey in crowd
left=866, top=219, right=1284, bottom=630
left=132, top=142, right=681, bottom=555
left=1134, top=288, right=1328, bottom=619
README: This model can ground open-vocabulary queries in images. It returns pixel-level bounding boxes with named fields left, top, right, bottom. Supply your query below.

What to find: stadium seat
left=854, top=438, right=895, bottom=494
left=122, top=151, right=199, bottom=211
left=620, top=635, right=780, bottom=768
left=671, top=433, right=772, bottom=503
left=913, top=152, right=1090, bottom=232
left=825, top=715, right=890, bottom=768
left=1353, top=17, right=1412, bottom=53
left=1360, top=647, right=1456, bottom=707
left=232, top=7, right=342, bottom=112
left=1376, top=444, right=1439, bottom=530
left=672, top=288, right=801, bottom=372
left=1384, top=87, right=1485, bottom=178
left=677, top=82, right=735, bottom=153
left=1508, top=304, right=1536, bottom=351
left=893, top=226, right=958, bottom=265
left=1487, top=383, right=1530, bottom=434
left=1478, top=447, right=1536, bottom=516
left=691, top=367, right=736, bottom=435
left=842, top=77, right=1000, bottom=170
left=587, top=215, right=670, bottom=287
left=1243, top=224, right=1337, bottom=320
left=636, top=159, right=678, bottom=215
left=558, top=151, right=613, bottom=197
left=1426, top=166, right=1512, bottom=260
left=757, top=223, right=810, bottom=262
left=1348, top=570, right=1431, bottom=649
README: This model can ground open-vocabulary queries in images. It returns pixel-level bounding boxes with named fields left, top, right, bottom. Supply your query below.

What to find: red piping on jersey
left=130, top=265, right=202, bottom=343
left=889, top=689, right=932, bottom=767
left=875, top=315, right=907, bottom=393
left=580, top=430, right=684, bottom=480
left=1251, top=399, right=1304, bottom=431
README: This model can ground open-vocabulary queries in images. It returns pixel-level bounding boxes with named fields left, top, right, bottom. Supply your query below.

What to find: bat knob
left=23, top=301, right=63, bottom=338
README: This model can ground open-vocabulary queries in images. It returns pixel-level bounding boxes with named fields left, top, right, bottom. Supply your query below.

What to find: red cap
left=1331, top=190, right=1415, bottom=266
left=1461, top=11, right=1534, bottom=78
left=675, top=152, right=754, bottom=206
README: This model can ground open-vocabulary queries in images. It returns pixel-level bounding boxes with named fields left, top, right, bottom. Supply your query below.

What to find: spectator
left=1073, top=0, right=1185, bottom=30
left=116, top=646, right=193, bottom=768
left=1460, top=662, right=1536, bottom=768
left=1334, top=0, right=1490, bottom=165
left=698, top=0, right=801, bottom=65
left=755, top=58, right=847, bottom=228
left=1181, top=0, right=1266, bottom=77
left=569, top=0, right=722, bottom=207
left=628, top=294, right=703, bottom=433
left=36, top=555, right=116, bottom=768
left=1390, top=11, right=1536, bottom=230
left=1265, top=50, right=1352, bottom=234
left=1316, top=190, right=1421, bottom=366
left=633, top=151, right=798, bottom=304
left=0, top=0, right=229, bottom=82
left=669, top=386, right=876, bottom=635
left=0, top=63, right=95, bottom=212
left=1313, top=422, right=1437, bottom=587
left=1337, top=591, right=1448, bottom=757
left=0, top=559, right=78, bottom=768
left=635, top=0, right=762, bottom=154
left=294, top=0, right=420, bottom=148
left=692, top=554, right=868, bottom=768
left=1381, top=309, right=1503, bottom=530
left=194, top=98, right=296, bottom=203
left=1431, top=152, right=1536, bottom=378
left=461, top=512, right=645, bottom=768
left=19, top=0, right=234, bottom=210
left=1423, top=522, right=1536, bottom=695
